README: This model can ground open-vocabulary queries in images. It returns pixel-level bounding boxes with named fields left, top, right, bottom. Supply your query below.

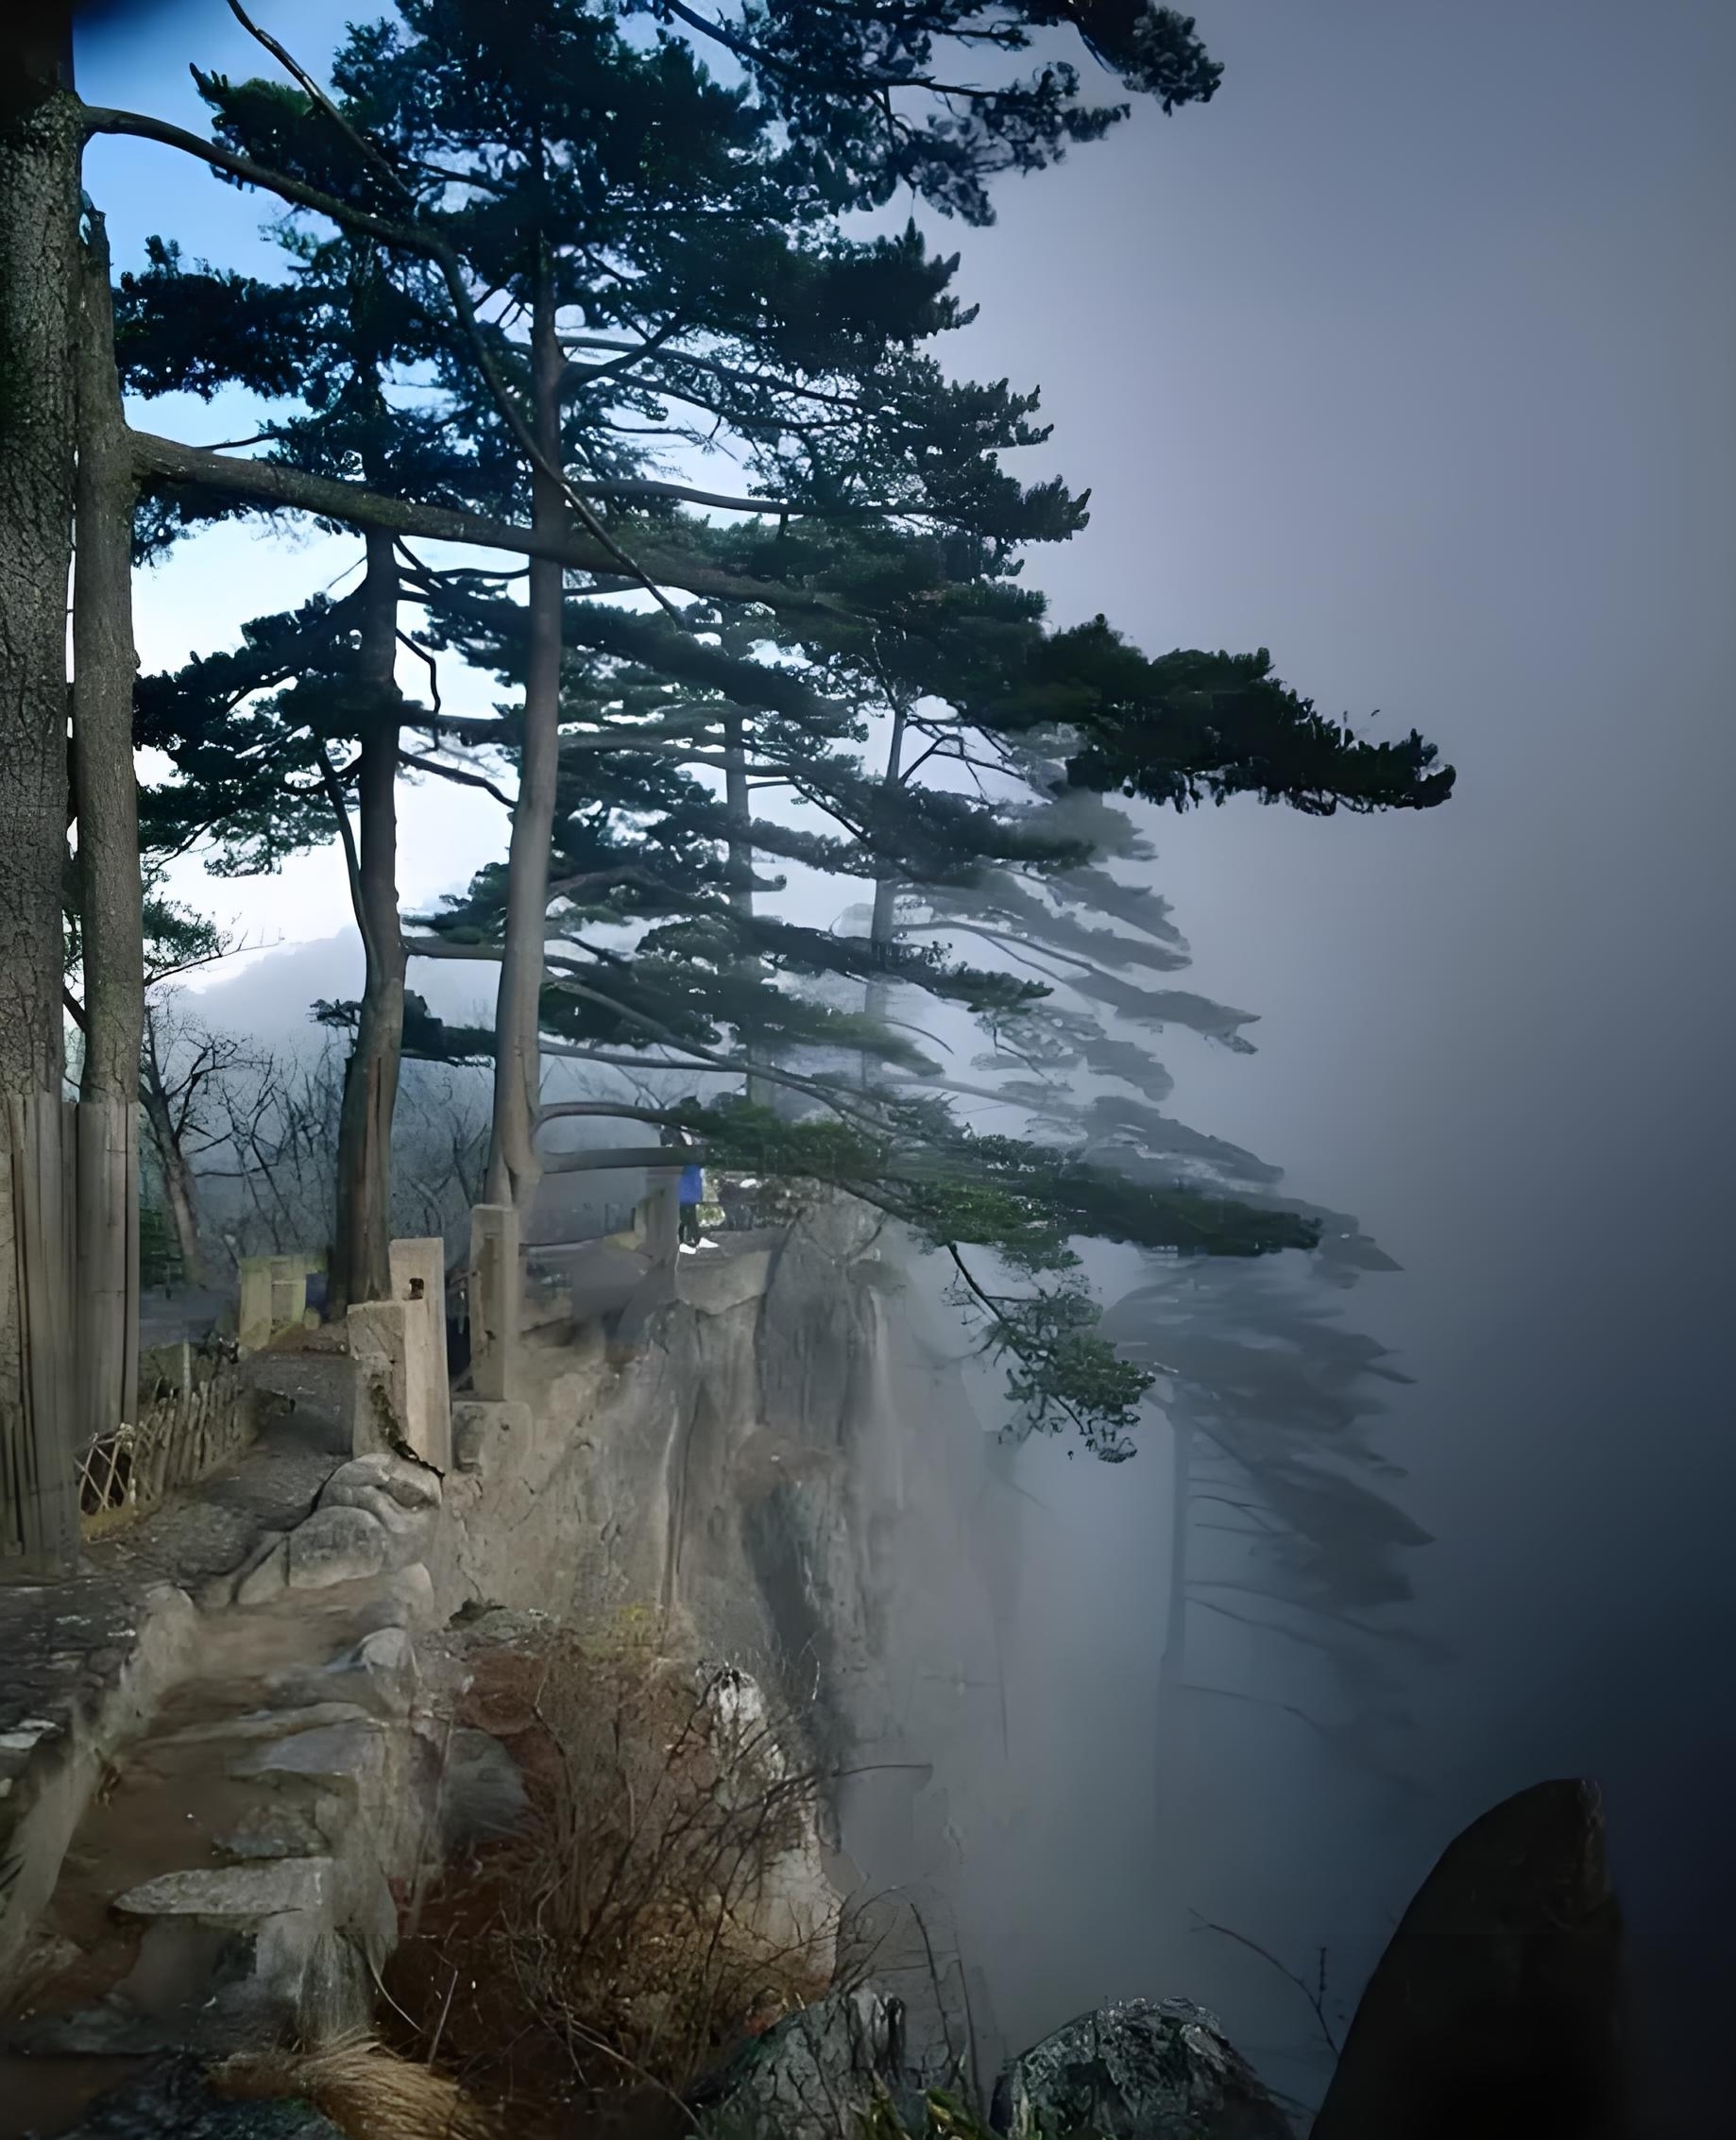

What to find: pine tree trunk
left=485, top=263, right=563, bottom=1214
left=861, top=702, right=908, bottom=1087
left=73, top=207, right=145, bottom=1453
left=0, top=20, right=81, bottom=1571
left=330, top=526, right=405, bottom=1315
left=723, top=713, right=769, bottom=1107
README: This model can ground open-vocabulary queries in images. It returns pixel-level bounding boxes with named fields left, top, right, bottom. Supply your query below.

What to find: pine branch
left=127, top=430, right=844, bottom=619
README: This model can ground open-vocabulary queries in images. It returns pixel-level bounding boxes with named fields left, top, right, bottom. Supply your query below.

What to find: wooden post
left=1, top=1095, right=78, bottom=1574
left=468, top=1204, right=520, bottom=1402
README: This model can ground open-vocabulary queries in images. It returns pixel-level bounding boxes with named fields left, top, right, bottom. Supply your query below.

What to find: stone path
left=0, top=1425, right=453, bottom=2140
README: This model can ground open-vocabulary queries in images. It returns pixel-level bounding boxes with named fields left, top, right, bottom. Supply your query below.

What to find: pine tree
left=116, top=59, right=480, bottom=1312
left=33, top=0, right=1455, bottom=1454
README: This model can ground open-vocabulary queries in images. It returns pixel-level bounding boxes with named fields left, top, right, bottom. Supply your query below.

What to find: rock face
left=1311, top=1777, right=1626, bottom=2140
left=695, top=1661, right=839, bottom=1982
left=694, top=1987, right=907, bottom=2140
left=61, top=2051, right=344, bottom=2137
left=991, top=1998, right=1293, bottom=2140
left=437, top=1197, right=894, bottom=1757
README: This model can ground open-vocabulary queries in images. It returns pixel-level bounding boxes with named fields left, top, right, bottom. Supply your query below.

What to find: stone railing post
left=237, top=1256, right=274, bottom=1356
left=387, top=1237, right=452, bottom=1473
left=468, top=1204, right=520, bottom=1402
left=348, top=1296, right=444, bottom=1472
left=267, top=1255, right=306, bottom=1333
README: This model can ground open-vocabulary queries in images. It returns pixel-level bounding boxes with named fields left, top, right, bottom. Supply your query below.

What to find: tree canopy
left=28, top=0, right=1456, bottom=1454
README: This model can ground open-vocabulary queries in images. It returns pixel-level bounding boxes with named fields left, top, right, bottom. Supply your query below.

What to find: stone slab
left=236, top=1259, right=273, bottom=1357
left=347, top=1298, right=438, bottom=1468
left=114, top=1859, right=333, bottom=1923
left=387, top=1236, right=452, bottom=1473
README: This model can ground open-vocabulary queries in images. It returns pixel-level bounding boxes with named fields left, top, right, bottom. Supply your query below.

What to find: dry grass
left=385, top=1617, right=841, bottom=2133
left=213, top=2032, right=505, bottom=2140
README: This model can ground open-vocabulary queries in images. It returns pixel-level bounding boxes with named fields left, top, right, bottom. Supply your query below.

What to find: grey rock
left=1312, top=1777, right=1625, bottom=2140
left=440, top=1727, right=526, bottom=1852
left=447, top=1600, right=551, bottom=1646
left=284, top=1506, right=388, bottom=1590
left=217, top=1803, right=328, bottom=1862
left=352, top=1625, right=417, bottom=1711
left=992, top=1998, right=1290, bottom=2140
left=334, top=1851, right=400, bottom=1970
left=265, top=1629, right=418, bottom=1721
left=232, top=1537, right=289, bottom=1606
left=317, top=1452, right=441, bottom=1539
left=61, top=2050, right=346, bottom=2137
left=354, top=1560, right=437, bottom=1634
left=451, top=1399, right=529, bottom=1475
left=241, top=1911, right=371, bottom=2041
left=114, top=1860, right=333, bottom=1924
left=232, top=1720, right=386, bottom=1791
left=679, top=1246, right=776, bottom=1316
left=6, top=1993, right=179, bottom=2058
left=696, top=1989, right=905, bottom=2140
left=152, top=1703, right=370, bottom=1750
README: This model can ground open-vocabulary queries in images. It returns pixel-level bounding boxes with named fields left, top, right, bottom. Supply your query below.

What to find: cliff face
left=435, top=1198, right=910, bottom=1756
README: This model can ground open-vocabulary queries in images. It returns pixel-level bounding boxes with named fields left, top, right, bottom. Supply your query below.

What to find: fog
left=832, top=2, right=1736, bottom=2128
left=86, top=0, right=1736, bottom=2127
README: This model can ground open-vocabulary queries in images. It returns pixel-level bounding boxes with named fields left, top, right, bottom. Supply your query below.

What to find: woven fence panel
left=77, top=1347, right=257, bottom=1537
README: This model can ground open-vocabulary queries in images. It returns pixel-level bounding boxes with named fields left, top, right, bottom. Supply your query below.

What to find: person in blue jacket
left=677, top=1157, right=706, bottom=1247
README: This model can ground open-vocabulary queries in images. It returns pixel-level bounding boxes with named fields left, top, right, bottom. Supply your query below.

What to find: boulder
left=284, top=1507, right=389, bottom=1590
left=232, top=1537, right=289, bottom=1606
left=694, top=1988, right=907, bottom=2140
left=991, top=1998, right=1290, bottom=2140
left=345, top=1560, right=437, bottom=1637
left=62, top=2050, right=345, bottom=2137
left=318, top=1451, right=441, bottom=1521
left=1311, top=1777, right=1626, bottom=2140
left=218, top=1803, right=329, bottom=1863
left=353, top=1625, right=417, bottom=1709
left=232, top=1720, right=388, bottom=1792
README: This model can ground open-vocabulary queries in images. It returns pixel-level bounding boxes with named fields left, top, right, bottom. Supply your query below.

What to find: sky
left=79, top=0, right=1736, bottom=2125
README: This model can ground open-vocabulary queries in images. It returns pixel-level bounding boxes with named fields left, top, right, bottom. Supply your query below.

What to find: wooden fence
left=77, top=1342, right=258, bottom=1537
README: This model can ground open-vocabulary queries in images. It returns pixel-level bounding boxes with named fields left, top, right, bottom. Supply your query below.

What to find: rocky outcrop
left=229, top=1453, right=441, bottom=1607
left=434, top=1200, right=894, bottom=1753
left=63, top=2051, right=345, bottom=2137
left=991, top=1998, right=1292, bottom=2140
left=1311, top=1778, right=1626, bottom=2140
left=694, top=1660, right=840, bottom=1980
left=700, top=1990, right=1293, bottom=2140
left=693, top=1987, right=909, bottom=2140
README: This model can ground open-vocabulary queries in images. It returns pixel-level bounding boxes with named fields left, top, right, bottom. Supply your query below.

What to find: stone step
left=114, top=1858, right=335, bottom=1925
